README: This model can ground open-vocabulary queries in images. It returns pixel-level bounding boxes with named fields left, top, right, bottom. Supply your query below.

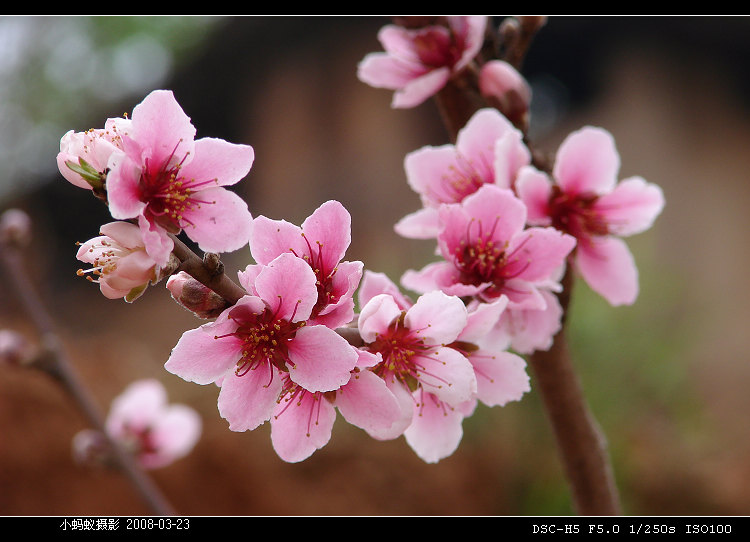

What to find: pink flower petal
left=148, top=404, right=202, bottom=467
left=357, top=53, right=424, bottom=90
left=358, top=270, right=413, bottom=310
left=394, top=207, right=440, bottom=239
left=469, top=350, right=530, bottom=407
left=594, top=176, right=665, bottom=236
left=178, top=137, right=254, bottom=188
left=447, top=184, right=527, bottom=246
left=554, top=126, right=620, bottom=195
left=217, top=365, right=282, bottom=432
left=309, top=260, right=363, bottom=328
left=180, top=186, right=253, bottom=255
left=576, top=236, right=639, bottom=306
left=449, top=15, right=488, bottom=70
left=358, top=293, right=402, bottom=344
left=250, top=216, right=303, bottom=265
left=271, top=390, right=336, bottom=463
left=286, top=325, right=358, bottom=392
left=106, top=379, right=166, bottom=436
left=254, top=253, right=318, bottom=323
left=404, top=290, right=467, bottom=345
left=415, top=346, right=476, bottom=406
left=492, top=130, right=531, bottom=190
left=98, top=221, right=144, bottom=249
left=335, top=369, right=402, bottom=435
left=503, top=227, right=576, bottom=283
left=502, top=278, right=547, bottom=310
left=393, top=66, right=451, bottom=108
left=137, top=215, right=174, bottom=268
left=456, top=108, right=516, bottom=171
left=497, top=289, right=563, bottom=354
left=106, top=153, right=147, bottom=220
left=404, top=391, right=469, bottom=463
left=129, top=90, right=196, bottom=169
left=300, top=200, right=352, bottom=268
left=458, top=296, right=509, bottom=344
left=164, top=316, right=245, bottom=385
left=515, top=165, right=554, bottom=225
left=367, top=377, right=415, bottom=440
left=378, top=24, right=423, bottom=59
left=401, top=262, right=487, bottom=298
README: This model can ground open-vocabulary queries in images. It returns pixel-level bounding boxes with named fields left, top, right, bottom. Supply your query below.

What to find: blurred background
left=1, top=15, right=749, bottom=516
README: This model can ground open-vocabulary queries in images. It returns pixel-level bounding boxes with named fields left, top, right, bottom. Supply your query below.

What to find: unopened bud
left=167, top=271, right=229, bottom=319
left=479, top=60, right=532, bottom=128
left=0, top=209, right=32, bottom=247
left=0, top=329, right=33, bottom=366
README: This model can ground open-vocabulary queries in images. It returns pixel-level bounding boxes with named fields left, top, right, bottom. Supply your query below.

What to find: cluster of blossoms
left=57, top=16, right=664, bottom=467
left=60, top=89, right=255, bottom=301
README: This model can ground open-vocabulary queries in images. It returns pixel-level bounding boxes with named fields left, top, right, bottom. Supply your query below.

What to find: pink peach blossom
left=165, top=253, right=359, bottom=433
left=357, top=16, right=488, bottom=109
left=105, top=90, right=255, bottom=267
left=395, top=108, right=530, bottom=239
left=104, top=379, right=201, bottom=470
left=249, top=200, right=363, bottom=329
left=357, top=288, right=476, bottom=442
left=515, top=127, right=665, bottom=305
left=76, top=221, right=161, bottom=302
left=402, top=184, right=576, bottom=310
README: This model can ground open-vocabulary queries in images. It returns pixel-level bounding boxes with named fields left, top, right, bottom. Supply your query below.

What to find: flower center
left=413, top=27, right=462, bottom=68
left=218, top=300, right=305, bottom=377
left=548, top=187, right=609, bottom=240
left=452, top=217, right=532, bottom=300
left=139, top=144, right=218, bottom=233
left=367, top=312, right=448, bottom=392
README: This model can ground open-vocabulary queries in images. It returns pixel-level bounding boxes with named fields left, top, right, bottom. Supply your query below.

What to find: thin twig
left=0, top=241, right=176, bottom=516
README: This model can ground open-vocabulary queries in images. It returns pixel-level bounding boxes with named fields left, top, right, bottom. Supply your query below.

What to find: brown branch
left=0, top=239, right=176, bottom=516
left=527, top=269, right=622, bottom=515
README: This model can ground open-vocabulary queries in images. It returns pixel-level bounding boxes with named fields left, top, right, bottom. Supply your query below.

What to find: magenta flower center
left=452, top=218, right=529, bottom=298
left=138, top=147, right=218, bottom=233
left=218, top=301, right=305, bottom=377
left=413, top=27, right=462, bottom=68
left=367, top=312, right=447, bottom=392
left=548, top=187, right=609, bottom=241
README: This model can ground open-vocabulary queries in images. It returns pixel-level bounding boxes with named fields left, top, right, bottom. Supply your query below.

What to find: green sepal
left=65, top=158, right=105, bottom=190
left=124, top=283, right=148, bottom=303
